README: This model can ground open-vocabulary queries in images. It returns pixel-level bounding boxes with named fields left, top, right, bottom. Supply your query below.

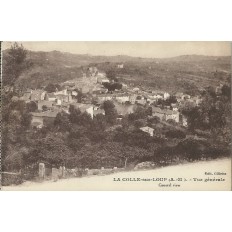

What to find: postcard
left=0, top=41, right=231, bottom=190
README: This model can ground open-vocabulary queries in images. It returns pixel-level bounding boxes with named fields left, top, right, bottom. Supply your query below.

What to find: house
left=129, top=94, right=137, bottom=104
left=122, top=83, right=128, bottom=89
left=152, top=107, right=180, bottom=123
left=152, top=107, right=166, bottom=120
left=140, top=126, right=154, bottom=137
left=117, top=64, right=124, bottom=69
left=135, top=96, right=147, bottom=105
left=165, top=110, right=180, bottom=123
left=132, top=87, right=140, bottom=93
left=180, top=114, right=188, bottom=127
left=31, top=110, right=60, bottom=128
left=55, top=94, right=73, bottom=103
left=97, top=72, right=106, bottom=78
left=175, top=92, right=184, bottom=102
left=54, top=89, right=68, bottom=96
left=45, top=93, right=57, bottom=102
left=71, top=103, right=94, bottom=119
left=30, top=90, right=47, bottom=101
left=63, top=81, right=75, bottom=87
left=115, top=94, right=130, bottom=103
left=151, top=91, right=165, bottom=100
left=97, top=76, right=110, bottom=84
left=97, top=94, right=114, bottom=103
left=71, top=90, right=78, bottom=96
left=182, top=116, right=188, bottom=127
left=171, top=103, right=178, bottom=111
left=38, top=100, right=54, bottom=111
left=163, top=92, right=170, bottom=100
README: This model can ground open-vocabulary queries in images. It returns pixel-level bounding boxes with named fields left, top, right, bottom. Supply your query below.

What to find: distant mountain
left=2, top=49, right=231, bottom=93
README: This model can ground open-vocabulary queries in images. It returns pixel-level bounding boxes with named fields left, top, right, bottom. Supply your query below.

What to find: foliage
left=44, top=83, right=61, bottom=93
left=26, top=101, right=37, bottom=112
left=165, top=129, right=186, bottom=139
left=103, top=82, right=122, bottom=92
left=102, top=100, right=118, bottom=124
left=3, top=42, right=30, bottom=86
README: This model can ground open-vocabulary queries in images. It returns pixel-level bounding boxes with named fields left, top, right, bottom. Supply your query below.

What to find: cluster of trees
left=102, top=82, right=122, bottom=92
left=44, top=83, right=62, bottom=93
left=181, top=85, right=231, bottom=144
left=105, top=70, right=118, bottom=82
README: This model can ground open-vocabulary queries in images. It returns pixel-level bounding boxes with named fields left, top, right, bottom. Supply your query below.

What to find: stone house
left=45, top=93, right=57, bottom=102
left=115, top=94, right=130, bottom=103
left=97, top=94, right=114, bottom=103
left=30, top=90, right=47, bottom=101
left=38, top=100, right=54, bottom=111
left=152, top=107, right=180, bottom=123
left=117, top=64, right=124, bottom=69
left=140, top=126, right=154, bottom=137
left=31, top=110, right=59, bottom=128
left=54, top=89, right=68, bottom=96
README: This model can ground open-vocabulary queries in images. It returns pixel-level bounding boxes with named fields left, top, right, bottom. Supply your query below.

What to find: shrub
left=2, top=173, right=23, bottom=186
left=165, top=129, right=186, bottom=139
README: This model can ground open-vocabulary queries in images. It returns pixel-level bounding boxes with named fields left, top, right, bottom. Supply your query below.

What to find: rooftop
left=31, top=110, right=60, bottom=118
left=152, top=106, right=178, bottom=115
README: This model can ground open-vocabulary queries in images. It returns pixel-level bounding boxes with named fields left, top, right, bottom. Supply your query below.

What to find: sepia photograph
left=0, top=41, right=231, bottom=190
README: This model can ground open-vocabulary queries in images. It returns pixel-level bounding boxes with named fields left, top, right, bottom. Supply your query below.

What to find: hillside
left=3, top=49, right=231, bottom=93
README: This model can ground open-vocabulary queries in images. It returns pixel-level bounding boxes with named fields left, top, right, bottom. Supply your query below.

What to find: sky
left=2, top=41, right=231, bottom=58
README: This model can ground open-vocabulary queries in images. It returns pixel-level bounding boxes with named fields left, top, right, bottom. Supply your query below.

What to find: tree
left=165, top=129, right=186, bottom=139
left=44, top=83, right=61, bottom=93
left=42, top=105, right=48, bottom=111
left=165, top=95, right=177, bottom=105
left=103, top=100, right=117, bottom=124
left=221, top=85, right=231, bottom=98
left=134, top=119, right=146, bottom=128
left=147, top=116, right=160, bottom=124
left=103, top=82, right=122, bottom=92
left=29, top=136, right=74, bottom=167
left=93, top=113, right=107, bottom=131
left=26, top=101, right=37, bottom=112
left=128, top=106, right=147, bottom=121
left=3, top=42, right=29, bottom=86
left=69, top=105, right=82, bottom=124
left=54, top=111, right=71, bottom=132
left=106, top=69, right=117, bottom=81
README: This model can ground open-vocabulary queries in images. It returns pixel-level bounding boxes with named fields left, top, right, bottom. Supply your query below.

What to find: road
left=3, top=158, right=231, bottom=191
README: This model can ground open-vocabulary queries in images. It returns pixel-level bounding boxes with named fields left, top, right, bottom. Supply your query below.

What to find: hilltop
left=2, top=49, right=231, bottom=93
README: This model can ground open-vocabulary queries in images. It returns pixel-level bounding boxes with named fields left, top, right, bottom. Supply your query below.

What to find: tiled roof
left=31, top=110, right=59, bottom=118
left=152, top=106, right=178, bottom=115
left=47, top=93, right=56, bottom=98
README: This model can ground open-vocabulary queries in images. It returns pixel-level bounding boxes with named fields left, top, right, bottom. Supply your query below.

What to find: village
left=18, top=64, right=203, bottom=136
left=2, top=42, right=230, bottom=188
